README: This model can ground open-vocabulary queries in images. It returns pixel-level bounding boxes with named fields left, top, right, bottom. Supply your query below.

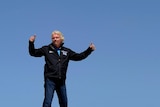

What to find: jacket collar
left=49, top=43, right=64, bottom=51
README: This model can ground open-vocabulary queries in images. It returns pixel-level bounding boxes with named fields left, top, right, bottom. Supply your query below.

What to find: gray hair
left=51, top=30, right=64, bottom=42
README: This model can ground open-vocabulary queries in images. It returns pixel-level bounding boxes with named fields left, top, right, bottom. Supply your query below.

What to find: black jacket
left=29, top=41, right=93, bottom=80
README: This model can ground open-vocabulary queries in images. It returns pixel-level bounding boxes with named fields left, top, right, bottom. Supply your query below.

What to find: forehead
left=52, top=33, right=60, bottom=37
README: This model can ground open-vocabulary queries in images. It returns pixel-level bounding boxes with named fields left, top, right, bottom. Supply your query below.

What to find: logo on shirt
left=49, top=51, right=54, bottom=53
left=61, top=50, right=67, bottom=56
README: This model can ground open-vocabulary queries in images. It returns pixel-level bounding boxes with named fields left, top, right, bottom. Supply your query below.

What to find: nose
left=52, top=37, right=56, bottom=41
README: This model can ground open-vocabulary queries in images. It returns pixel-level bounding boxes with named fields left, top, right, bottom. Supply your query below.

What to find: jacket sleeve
left=69, top=47, right=93, bottom=61
left=29, top=41, right=44, bottom=57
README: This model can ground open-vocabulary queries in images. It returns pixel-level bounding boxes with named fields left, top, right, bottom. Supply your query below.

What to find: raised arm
left=69, top=43, right=95, bottom=61
left=28, top=35, right=44, bottom=57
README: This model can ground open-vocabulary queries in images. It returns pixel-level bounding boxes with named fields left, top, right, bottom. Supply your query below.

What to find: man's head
left=51, top=30, right=64, bottom=48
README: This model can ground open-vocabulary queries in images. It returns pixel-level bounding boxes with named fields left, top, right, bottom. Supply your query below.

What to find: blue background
left=0, top=0, right=160, bottom=107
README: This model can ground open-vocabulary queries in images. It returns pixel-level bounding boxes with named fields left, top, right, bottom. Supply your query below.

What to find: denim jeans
left=42, top=78, right=68, bottom=107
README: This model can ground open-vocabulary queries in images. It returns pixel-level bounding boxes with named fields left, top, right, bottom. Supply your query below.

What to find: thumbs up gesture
left=29, top=35, right=36, bottom=42
left=89, top=43, right=96, bottom=51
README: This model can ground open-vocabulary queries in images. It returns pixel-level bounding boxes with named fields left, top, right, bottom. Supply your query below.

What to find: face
left=52, top=33, right=63, bottom=48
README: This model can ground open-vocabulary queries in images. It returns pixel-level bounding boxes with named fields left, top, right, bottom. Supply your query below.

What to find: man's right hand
left=29, top=35, right=36, bottom=42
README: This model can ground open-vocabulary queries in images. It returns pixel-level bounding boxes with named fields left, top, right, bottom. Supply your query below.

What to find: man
left=29, top=30, right=95, bottom=107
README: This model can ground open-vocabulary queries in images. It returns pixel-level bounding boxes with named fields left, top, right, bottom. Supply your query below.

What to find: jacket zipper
left=50, top=44, right=62, bottom=79
left=58, top=56, right=61, bottom=79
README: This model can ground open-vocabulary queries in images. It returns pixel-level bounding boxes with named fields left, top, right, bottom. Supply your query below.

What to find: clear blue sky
left=0, top=0, right=160, bottom=107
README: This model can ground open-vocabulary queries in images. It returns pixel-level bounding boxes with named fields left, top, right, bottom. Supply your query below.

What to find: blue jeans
left=42, top=78, right=68, bottom=107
